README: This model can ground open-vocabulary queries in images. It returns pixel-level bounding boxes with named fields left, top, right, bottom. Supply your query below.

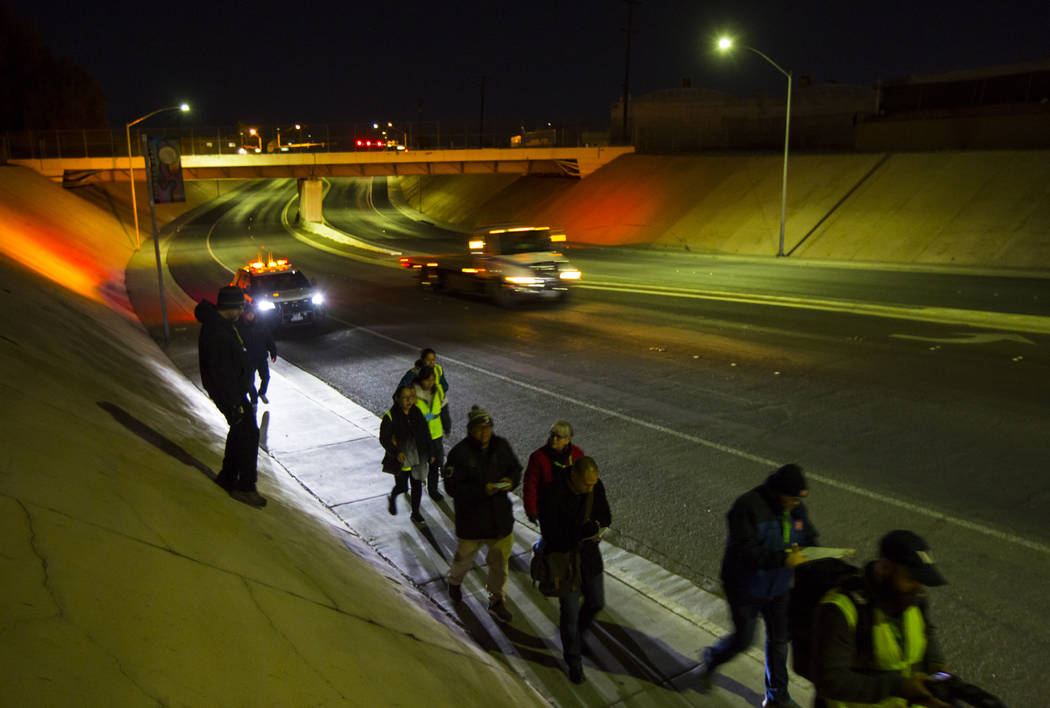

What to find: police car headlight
left=256, top=299, right=276, bottom=312
left=311, top=293, right=325, bottom=305
left=559, top=269, right=582, bottom=280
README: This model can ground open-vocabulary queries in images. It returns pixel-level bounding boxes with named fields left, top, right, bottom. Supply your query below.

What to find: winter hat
left=766, top=463, right=807, bottom=497
left=216, top=286, right=245, bottom=309
left=467, top=405, right=493, bottom=429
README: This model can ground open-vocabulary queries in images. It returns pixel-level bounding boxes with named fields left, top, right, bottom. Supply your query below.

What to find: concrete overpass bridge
left=9, top=146, right=635, bottom=184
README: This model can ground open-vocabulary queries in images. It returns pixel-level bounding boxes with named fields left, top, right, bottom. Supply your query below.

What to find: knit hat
left=880, top=530, right=947, bottom=587
left=216, top=286, right=245, bottom=309
left=766, top=463, right=807, bottom=497
left=467, top=405, right=493, bottom=429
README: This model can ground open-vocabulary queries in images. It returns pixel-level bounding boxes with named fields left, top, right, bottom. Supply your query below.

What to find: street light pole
left=126, top=104, right=189, bottom=250
left=717, top=39, right=792, bottom=256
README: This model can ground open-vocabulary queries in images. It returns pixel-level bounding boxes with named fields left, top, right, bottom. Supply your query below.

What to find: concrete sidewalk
left=228, top=358, right=814, bottom=706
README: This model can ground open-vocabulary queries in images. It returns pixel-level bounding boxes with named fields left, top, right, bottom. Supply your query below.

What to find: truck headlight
left=256, top=299, right=276, bottom=311
left=311, top=293, right=325, bottom=305
left=559, top=270, right=582, bottom=280
left=505, top=276, right=542, bottom=286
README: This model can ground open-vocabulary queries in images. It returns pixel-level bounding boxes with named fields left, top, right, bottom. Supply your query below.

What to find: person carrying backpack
left=809, top=530, right=951, bottom=708
left=697, top=463, right=818, bottom=707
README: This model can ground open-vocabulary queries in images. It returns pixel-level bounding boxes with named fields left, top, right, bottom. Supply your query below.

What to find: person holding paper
left=698, top=463, right=819, bottom=707
left=444, top=406, right=522, bottom=623
left=538, top=456, right=611, bottom=685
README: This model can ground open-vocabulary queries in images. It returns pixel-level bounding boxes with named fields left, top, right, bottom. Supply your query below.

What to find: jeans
left=708, top=588, right=791, bottom=704
left=216, top=405, right=259, bottom=491
left=559, top=571, right=605, bottom=669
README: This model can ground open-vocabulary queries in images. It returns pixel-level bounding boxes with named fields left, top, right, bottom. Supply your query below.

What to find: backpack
left=530, top=540, right=582, bottom=597
left=788, top=557, right=872, bottom=681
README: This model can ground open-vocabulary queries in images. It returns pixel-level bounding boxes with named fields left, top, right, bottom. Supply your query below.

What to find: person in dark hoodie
left=381, top=385, right=435, bottom=523
left=697, top=463, right=818, bottom=707
left=239, top=307, right=277, bottom=407
left=195, top=286, right=266, bottom=508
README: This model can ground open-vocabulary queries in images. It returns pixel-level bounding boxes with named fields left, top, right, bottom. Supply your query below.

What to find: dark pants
left=249, top=357, right=270, bottom=404
left=391, top=471, right=422, bottom=513
left=428, top=437, right=444, bottom=493
left=559, top=571, right=605, bottom=670
left=708, top=588, right=791, bottom=704
left=216, top=408, right=260, bottom=492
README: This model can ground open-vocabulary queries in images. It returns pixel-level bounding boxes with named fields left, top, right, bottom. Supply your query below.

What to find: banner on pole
left=146, top=136, right=185, bottom=203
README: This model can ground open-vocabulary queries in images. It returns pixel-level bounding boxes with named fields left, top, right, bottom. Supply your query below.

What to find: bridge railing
left=2, top=120, right=614, bottom=161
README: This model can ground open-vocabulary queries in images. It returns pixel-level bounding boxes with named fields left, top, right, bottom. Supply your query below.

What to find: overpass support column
left=297, top=177, right=323, bottom=223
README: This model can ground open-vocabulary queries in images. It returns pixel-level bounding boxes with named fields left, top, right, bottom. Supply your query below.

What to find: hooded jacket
left=720, top=479, right=819, bottom=600
left=195, top=300, right=251, bottom=417
left=379, top=403, right=432, bottom=474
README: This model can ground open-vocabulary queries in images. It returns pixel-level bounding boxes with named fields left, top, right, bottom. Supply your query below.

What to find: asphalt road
left=166, top=177, right=1048, bottom=705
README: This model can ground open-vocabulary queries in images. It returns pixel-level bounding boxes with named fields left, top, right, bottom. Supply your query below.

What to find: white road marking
left=891, top=332, right=1035, bottom=345
left=331, top=314, right=1050, bottom=556
left=205, top=221, right=236, bottom=275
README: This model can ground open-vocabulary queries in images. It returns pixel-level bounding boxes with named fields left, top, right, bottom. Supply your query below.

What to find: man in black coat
left=444, top=405, right=522, bottom=623
left=538, top=456, right=611, bottom=685
left=239, top=308, right=277, bottom=406
left=380, top=385, right=435, bottom=523
left=698, top=463, right=818, bottom=707
left=195, top=286, right=266, bottom=508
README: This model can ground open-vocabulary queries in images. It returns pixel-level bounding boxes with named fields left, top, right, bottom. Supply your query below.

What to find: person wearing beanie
left=443, top=405, right=522, bottom=623
left=697, top=463, right=819, bottom=707
left=194, top=287, right=267, bottom=508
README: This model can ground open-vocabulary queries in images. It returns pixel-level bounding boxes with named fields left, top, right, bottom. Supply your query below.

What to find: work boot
left=230, top=489, right=268, bottom=508
left=487, top=597, right=513, bottom=623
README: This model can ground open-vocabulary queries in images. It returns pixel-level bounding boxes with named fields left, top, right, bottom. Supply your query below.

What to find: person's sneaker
left=568, top=665, right=585, bottom=684
left=487, top=598, right=513, bottom=623
left=762, top=699, right=801, bottom=708
left=387, top=494, right=398, bottom=516
left=428, top=491, right=445, bottom=502
left=259, top=392, right=268, bottom=404
left=696, top=647, right=716, bottom=692
left=230, top=489, right=268, bottom=508
left=410, top=512, right=425, bottom=524
left=448, top=582, right=463, bottom=603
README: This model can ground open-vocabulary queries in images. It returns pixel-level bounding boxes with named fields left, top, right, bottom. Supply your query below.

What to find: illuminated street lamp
left=126, top=103, right=190, bottom=250
left=717, top=37, right=791, bottom=257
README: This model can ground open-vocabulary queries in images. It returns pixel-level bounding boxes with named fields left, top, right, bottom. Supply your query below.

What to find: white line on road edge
left=205, top=221, right=236, bottom=275
left=332, top=314, right=1050, bottom=556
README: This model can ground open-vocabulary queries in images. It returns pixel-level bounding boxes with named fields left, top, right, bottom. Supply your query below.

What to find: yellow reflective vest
left=415, top=385, right=444, bottom=440
left=819, top=591, right=927, bottom=708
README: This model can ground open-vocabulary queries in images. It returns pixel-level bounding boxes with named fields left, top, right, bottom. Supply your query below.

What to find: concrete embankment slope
left=0, top=167, right=545, bottom=706
left=394, top=150, right=1050, bottom=269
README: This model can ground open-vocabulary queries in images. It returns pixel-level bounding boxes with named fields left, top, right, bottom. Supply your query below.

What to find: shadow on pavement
left=97, top=401, right=215, bottom=482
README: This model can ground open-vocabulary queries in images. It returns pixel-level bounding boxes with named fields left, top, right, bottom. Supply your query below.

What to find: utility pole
left=621, top=0, right=640, bottom=144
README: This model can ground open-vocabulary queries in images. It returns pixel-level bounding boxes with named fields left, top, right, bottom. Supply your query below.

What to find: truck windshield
left=253, top=272, right=310, bottom=291
left=500, top=230, right=552, bottom=254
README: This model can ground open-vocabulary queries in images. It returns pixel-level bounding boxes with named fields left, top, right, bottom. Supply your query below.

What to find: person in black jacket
left=538, top=456, right=611, bottom=685
left=239, top=308, right=277, bottom=406
left=380, top=385, right=435, bottom=523
left=444, top=405, right=522, bottom=623
left=195, top=287, right=266, bottom=508
left=698, top=463, right=818, bottom=707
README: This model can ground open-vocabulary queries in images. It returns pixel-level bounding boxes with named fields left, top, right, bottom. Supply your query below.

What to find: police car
left=231, top=258, right=326, bottom=327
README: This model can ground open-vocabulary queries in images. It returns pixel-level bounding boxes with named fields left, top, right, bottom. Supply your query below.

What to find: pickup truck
left=399, top=226, right=581, bottom=305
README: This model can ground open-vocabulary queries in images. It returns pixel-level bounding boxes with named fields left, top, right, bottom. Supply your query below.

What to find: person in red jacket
left=523, top=421, right=584, bottom=524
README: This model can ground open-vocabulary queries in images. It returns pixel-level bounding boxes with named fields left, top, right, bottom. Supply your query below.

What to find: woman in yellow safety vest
left=413, top=366, right=448, bottom=503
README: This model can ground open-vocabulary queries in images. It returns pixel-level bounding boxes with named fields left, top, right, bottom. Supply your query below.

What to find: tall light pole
left=126, top=103, right=189, bottom=250
left=717, top=37, right=791, bottom=257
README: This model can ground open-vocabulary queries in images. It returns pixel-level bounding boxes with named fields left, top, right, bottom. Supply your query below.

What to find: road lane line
left=331, top=314, right=1050, bottom=556
left=205, top=221, right=236, bottom=275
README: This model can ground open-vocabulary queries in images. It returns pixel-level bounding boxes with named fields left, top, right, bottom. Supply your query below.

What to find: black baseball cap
left=880, top=530, right=947, bottom=587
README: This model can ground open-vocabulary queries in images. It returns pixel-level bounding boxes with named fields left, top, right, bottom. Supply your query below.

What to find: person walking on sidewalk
left=523, top=420, right=585, bottom=524
left=698, top=463, right=818, bottom=707
left=538, top=456, right=611, bottom=684
left=401, top=347, right=452, bottom=436
left=239, top=307, right=277, bottom=406
left=811, top=530, right=950, bottom=708
left=195, top=286, right=266, bottom=508
left=413, top=365, right=448, bottom=502
left=380, top=385, right=435, bottom=523
left=444, top=406, right=522, bottom=623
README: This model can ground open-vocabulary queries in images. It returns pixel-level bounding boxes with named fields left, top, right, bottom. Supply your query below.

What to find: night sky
left=10, top=0, right=1050, bottom=129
